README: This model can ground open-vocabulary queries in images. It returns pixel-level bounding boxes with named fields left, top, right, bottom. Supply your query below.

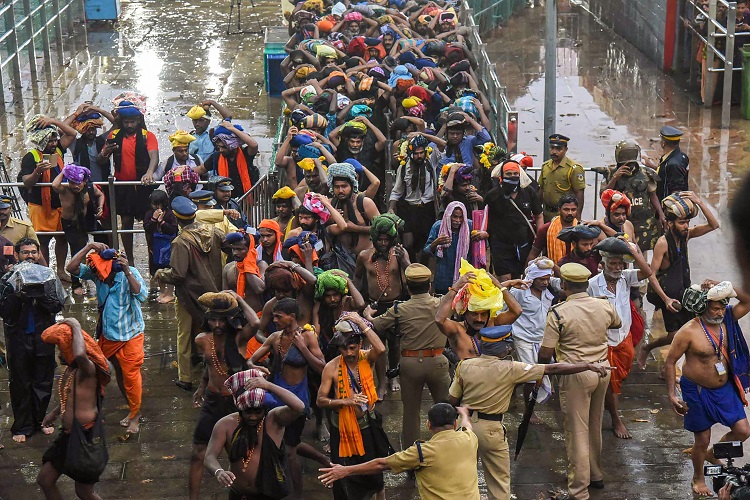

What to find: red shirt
left=109, top=130, right=158, bottom=181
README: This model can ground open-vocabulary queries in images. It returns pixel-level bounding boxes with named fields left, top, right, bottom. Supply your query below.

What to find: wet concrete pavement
left=1, top=0, right=750, bottom=498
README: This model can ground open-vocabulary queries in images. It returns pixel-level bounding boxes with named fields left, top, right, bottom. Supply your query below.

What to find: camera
left=704, top=442, right=750, bottom=493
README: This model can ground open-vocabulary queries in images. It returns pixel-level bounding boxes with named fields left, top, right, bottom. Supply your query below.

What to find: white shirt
left=389, top=161, right=436, bottom=205
left=587, top=269, right=640, bottom=346
left=510, top=286, right=556, bottom=343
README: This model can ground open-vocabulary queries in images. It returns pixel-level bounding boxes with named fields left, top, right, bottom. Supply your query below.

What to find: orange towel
left=547, top=216, right=577, bottom=264
left=86, top=252, right=113, bottom=281
left=99, top=333, right=144, bottom=418
left=41, top=323, right=111, bottom=388
left=236, top=239, right=260, bottom=299
left=607, top=332, right=634, bottom=395
left=244, top=335, right=269, bottom=362
left=337, top=352, right=377, bottom=458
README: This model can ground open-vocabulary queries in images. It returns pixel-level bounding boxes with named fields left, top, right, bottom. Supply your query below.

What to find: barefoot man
left=665, top=280, right=750, bottom=497
left=435, top=261, right=523, bottom=361
left=355, top=213, right=410, bottom=398
left=67, top=242, right=148, bottom=435
left=37, top=318, right=111, bottom=500
left=189, top=291, right=260, bottom=500
left=203, top=369, right=306, bottom=500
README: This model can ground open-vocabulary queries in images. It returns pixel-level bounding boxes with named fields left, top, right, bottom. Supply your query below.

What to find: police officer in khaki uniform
left=319, top=403, right=481, bottom=499
left=538, top=263, right=622, bottom=500
left=0, top=195, right=38, bottom=245
left=448, top=325, right=612, bottom=500
left=368, top=263, right=450, bottom=449
left=539, top=134, right=586, bottom=222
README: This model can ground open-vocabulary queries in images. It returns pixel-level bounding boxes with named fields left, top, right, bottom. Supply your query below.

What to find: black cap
left=557, top=224, right=602, bottom=243
left=189, top=190, right=217, bottom=206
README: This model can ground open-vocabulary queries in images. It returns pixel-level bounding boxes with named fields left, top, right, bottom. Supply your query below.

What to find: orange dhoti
left=607, top=331, right=635, bottom=395
left=99, top=333, right=144, bottom=418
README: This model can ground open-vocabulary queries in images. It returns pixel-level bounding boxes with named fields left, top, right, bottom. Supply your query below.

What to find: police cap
left=559, top=263, right=591, bottom=283
left=189, top=189, right=217, bottom=207
left=171, top=196, right=198, bottom=220
left=660, top=125, right=683, bottom=142
left=549, top=134, right=570, bottom=147
left=404, top=263, right=432, bottom=282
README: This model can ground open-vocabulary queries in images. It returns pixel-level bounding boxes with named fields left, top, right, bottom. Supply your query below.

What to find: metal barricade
left=236, top=172, right=277, bottom=225
left=0, top=0, right=85, bottom=112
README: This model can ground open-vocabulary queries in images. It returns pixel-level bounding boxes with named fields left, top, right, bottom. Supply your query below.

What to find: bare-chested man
left=222, top=231, right=266, bottom=313
left=203, top=369, right=305, bottom=500
left=326, top=162, right=380, bottom=255
left=52, top=165, right=104, bottom=295
left=312, top=269, right=367, bottom=363
left=436, top=271, right=524, bottom=360
left=249, top=298, right=327, bottom=500
left=189, top=291, right=259, bottom=500
left=665, top=280, right=750, bottom=497
left=37, top=318, right=111, bottom=500
left=355, top=214, right=410, bottom=396
left=258, top=261, right=317, bottom=332
left=638, top=191, right=720, bottom=369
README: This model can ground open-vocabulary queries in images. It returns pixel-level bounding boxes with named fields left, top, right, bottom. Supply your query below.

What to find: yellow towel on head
left=186, top=105, right=207, bottom=120
left=169, top=130, right=196, bottom=148
left=273, top=186, right=297, bottom=199
left=452, top=259, right=505, bottom=317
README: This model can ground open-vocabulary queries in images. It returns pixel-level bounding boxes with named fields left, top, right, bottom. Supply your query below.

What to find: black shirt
left=203, top=145, right=260, bottom=199
left=19, top=151, right=62, bottom=208
left=485, top=186, right=542, bottom=245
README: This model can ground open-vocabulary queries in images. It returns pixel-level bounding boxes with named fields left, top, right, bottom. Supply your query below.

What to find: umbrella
left=514, top=383, right=540, bottom=461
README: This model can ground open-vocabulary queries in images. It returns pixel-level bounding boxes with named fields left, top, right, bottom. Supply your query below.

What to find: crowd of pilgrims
left=7, top=0, right=749, bottom=498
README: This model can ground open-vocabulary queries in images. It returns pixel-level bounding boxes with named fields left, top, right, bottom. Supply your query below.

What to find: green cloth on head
left=370, top=214, right=404, bottom=241
left=314, top=270, right=349, bottom=301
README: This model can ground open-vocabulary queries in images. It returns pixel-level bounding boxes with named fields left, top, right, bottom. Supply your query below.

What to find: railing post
left=38, top=0, right=54, bottom=78
left=108, top=176, right=119, bottom=250
left=721, top=2, right=736, bottom=128
left=7, top=1, right=23, bottom=91
left=21, top=0, right=38, bottom=81
left=705, top=0, right=717, bottom=107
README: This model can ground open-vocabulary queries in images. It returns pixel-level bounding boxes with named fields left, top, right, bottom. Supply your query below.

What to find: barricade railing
left=0, top=0, right=85, bottom=112
left=0, top=176, right=262, bottom=248
left=237, top=172, right=277, bottom=225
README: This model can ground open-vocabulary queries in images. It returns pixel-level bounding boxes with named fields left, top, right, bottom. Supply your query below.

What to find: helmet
left=615, top=140, right=641, bottom=164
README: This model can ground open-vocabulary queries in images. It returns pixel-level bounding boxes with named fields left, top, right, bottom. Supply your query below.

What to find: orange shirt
left=109, top=130, right=158, bottom=180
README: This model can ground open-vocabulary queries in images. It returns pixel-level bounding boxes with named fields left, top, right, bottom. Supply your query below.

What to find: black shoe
left=175, top=380, right=193, bottom=391
left=589, top=480, right=605, bottom=489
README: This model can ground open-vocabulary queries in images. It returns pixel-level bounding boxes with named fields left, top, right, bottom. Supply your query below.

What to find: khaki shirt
left=449, top=355, right=545, bottom=414
left=371, top=293, right=447, bottom=350
left=0, top=217, right=38, bottom=245
left=541, top=292, right=621, bottom=364
left=539, top=157, right=585, bottom=216
left=386, top=428, right=480, bottom=500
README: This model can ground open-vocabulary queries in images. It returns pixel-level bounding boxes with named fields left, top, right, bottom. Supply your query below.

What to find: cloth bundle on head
left=186, top=105, right=208, bottom=120
left=328, top=71, right=347, bottom=88
left=332, top=1, right=346, bottom=16
left=163, top=166, right=200, bottom=197
left=337, top=94, right=351, bottom=110
left=198, top=291, right=243, bottom=331
left=290, top=133, right=314, bottom=148
left=297, top=158, right=319, bottom=172
left=297, top=145, right=325, bottom=164
left=282, top=231, right=320, bottom=265
left=224, top=369, right=267, bottom=410
left=62, top=164, right=90, bottom=184
left=86, top=248, right=123, bottom=282
left=331, top=313, right=373, bottom=346
left=301, top=113, right=328, bottom=130
left=663, top=192, right=698, bottom=220
left=73, top=112, right=104, bottom=134
left=273, top=186, right=297, bottom=201
left=26, top=115, right=59, bottom=151
left=388, top=65, right=412, bottom=88
left=169, top=130, right=196, bottom=148
left=317, top=19, right=334, bottom=32
left=683, top=281, right=737, bottom=316
left=265, top=262, right=305, bottom=292
left=510, top=152, right=533, bottom=169
left=302, top=192, right=331, bottom=223
left=524, top=258, right=554, bottom=281
left=454, top=96, right=478, bottom=119
left=327, top=162, right=358, bottom=192
left=314, top=270, right=349, bottom=300
left=315, top=44, right=337, bottom=60
left=213, top=133, right=241, bottom=150
left=257, top=219, right=284, bottom=261
left=370, top=213, right=404, bottom=241
left=295, top=65, right=314, bottom=80
left=342, top=120, right=367, bottom=135
left=41, top=322, right=111, bottom=387
left=408, top=133, right=430, bottom=153
left=344, top=158, right=364, bottom=175
left=407, top=85, right=430, bottom=102
left=435, top=201, right=470, bottom=282
left=358, top=75, right=374, bottom=92
left=601, top=189, right=632, bottom=215
left=344, top=11, right=363, bottom=21
left=402, top=96, right=422, bottom=109
left=452, top=259, right=505, bottom=317
left=113, top=92, right=147, bottom=115
left=349, top=104, right=372, bottom=118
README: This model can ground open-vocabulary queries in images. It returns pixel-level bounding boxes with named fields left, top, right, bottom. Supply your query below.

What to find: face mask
left=501, top=178, right=520, bottom=196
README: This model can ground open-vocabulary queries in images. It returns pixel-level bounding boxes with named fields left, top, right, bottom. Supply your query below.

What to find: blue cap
left=171, top=196, right=197, bottom=219
left=0, top=193, right=14, bottom=209
left=660, top=125, right=683, bottom=141
left=479, top=325, right=513, bottom=343
left=189, top=190, right=216, bottom=206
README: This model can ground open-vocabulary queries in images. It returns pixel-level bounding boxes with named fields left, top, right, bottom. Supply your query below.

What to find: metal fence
left=464, top=0, right=526, bottom=35
left=237, top=172, right=277, bottom=224
left=0, top=0, right=85, bottom=112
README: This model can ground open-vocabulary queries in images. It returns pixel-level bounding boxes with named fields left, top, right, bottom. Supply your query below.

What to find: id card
left=716, top=361, right=727, bottom=376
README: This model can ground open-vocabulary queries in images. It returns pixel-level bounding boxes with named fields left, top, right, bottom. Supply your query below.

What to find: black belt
left=469, top=410, right=503, bottom=421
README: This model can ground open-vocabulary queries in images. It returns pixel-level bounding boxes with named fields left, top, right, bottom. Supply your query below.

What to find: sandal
left=148, top=288, right=160, bottom=302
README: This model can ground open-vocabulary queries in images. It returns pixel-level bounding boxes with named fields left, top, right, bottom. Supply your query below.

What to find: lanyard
left=699, top=318, right=724, bottom=361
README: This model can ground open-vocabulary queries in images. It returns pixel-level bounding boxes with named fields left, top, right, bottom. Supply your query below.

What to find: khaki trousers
left=472, top=416, right=510, bottom=500
left=175, top=299, right=194, bottom=384
left=399, top=354, right=450, bottom=448
left=559, top=367, right=611, bottom=500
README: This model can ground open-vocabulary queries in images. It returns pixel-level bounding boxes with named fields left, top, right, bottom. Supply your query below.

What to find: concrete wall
left=582, top=0, right=673, bottom=70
